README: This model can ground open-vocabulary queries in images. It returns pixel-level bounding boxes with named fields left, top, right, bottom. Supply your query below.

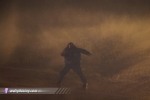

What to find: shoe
left=83, top=83, right=88, bottom=89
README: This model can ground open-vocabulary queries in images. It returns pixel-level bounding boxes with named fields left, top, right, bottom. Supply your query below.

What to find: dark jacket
left=61, top=46, right=91, bottom=64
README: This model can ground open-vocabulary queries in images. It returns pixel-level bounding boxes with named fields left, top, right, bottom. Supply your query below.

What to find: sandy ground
left=0, top=64, right=150, bottom=100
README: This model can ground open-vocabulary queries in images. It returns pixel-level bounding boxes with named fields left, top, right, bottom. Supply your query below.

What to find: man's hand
left=86, top=52, right=92, bottom=56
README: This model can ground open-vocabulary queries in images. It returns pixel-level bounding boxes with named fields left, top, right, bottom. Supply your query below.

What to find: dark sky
left=1, top=0, right=150, bottom=15
left=2, top=0, right=149, bottom=30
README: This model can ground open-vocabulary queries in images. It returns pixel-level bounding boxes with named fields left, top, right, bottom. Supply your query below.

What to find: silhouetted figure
left=57, top=42, right=91, bottom=89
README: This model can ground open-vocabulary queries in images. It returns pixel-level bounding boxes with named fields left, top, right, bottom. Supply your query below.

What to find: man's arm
left=61, top=48, right=66, bottom=56
left=79, top=48, right=92, bottom=56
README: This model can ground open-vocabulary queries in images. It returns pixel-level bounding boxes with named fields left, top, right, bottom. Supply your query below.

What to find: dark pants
left=58, top=62, right=87, bottom=84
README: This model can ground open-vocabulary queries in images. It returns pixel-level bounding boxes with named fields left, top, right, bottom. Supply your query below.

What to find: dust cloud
left=1, top=3, right=150, bottom=70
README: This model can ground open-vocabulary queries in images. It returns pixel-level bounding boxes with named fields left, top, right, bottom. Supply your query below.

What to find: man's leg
left=57, top=65, right=70, bottom=86
left=72, top=66, right=87, bottom=86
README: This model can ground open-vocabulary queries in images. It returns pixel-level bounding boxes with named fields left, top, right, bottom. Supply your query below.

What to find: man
left=57, top=42, right=91, bottom=89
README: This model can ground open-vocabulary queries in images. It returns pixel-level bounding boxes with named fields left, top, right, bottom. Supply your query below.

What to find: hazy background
left=0, top=0, right=150, bottom=99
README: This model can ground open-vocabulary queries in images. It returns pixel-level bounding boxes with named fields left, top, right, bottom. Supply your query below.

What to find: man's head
left=67, top=42, right=76, bottom=48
